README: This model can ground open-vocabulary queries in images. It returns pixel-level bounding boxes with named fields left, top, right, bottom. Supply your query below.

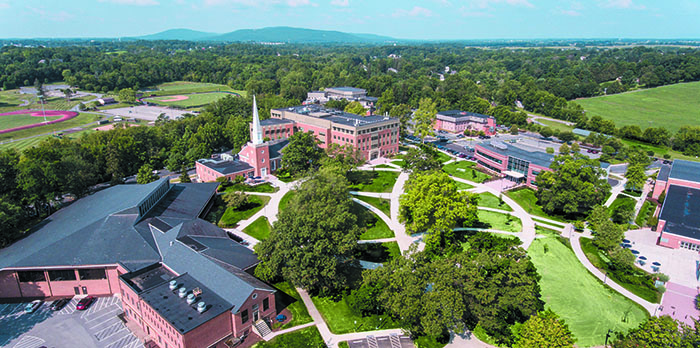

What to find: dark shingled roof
left=260, top=118, right=294, bottom=126
left=197, top=159, right=254, bottom=176
left=438, top=110, right=493, bottom=119
left=669, top=159, right=700, bottom=183
left=268, top=139, right=289, bottom=159
left=657, top=165, right=671, bottom=182
left=659, top=185, right=700, bottom=241
left=479, top=142, right=554, bottom=168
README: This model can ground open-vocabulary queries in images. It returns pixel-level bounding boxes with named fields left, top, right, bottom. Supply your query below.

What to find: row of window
left=476, top=150, right=503, bottom=165
left=680, top=241, right=700, bottom=251
left=241, top=297, right=270, bottom=324
left=332, top=126, right=355, bottom=135
left=360, top=122, right=399, bottom=134
left=17, top=269, right=106, bottom=283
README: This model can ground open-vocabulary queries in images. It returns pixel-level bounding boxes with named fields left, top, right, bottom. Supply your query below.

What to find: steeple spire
left=252, top=95, right=263, bottom=145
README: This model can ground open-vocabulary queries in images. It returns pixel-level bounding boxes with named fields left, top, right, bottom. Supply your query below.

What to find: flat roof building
left=474, top=141, right=554, bottom=189
left=435, top=110, right=496, bottom=135
left=305, top=87, right=378, bottom=113
left=655, top=159, right=700, bottom=252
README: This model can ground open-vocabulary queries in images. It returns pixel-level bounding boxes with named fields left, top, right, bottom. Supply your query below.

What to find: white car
left=24, top=300, right=42, bottom=313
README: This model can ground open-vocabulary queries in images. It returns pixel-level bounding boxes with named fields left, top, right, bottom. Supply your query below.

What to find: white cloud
left=287, top=0, right=313, bottom=7
left=26, top=6, right=75, bottom=22
left=204, top=0, right=312, bottom=7
left=470, top=0, right=533, bottom=9
left=99, top=0, right=160, bottom=5
left=392, top=6, right=433, bottom=18
left=330, top=0, right=349, bottom=6
left=0, top=1, right=9, bottom=10
left=601, top=0, right=645, bottom=9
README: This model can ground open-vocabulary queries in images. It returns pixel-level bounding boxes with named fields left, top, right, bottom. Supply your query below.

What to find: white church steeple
left=252, top=95, right=263, bottom=145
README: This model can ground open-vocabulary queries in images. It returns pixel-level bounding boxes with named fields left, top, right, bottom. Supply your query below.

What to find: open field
left=443, top=161, right=492, bottom=183
left=476, top=192, right=512, bottom=211
left=528, top=238, right=647, bottom=347
left=142, top=81, right=246, bottom=97
left=349, top=171, right=399, bottom=193
left=312, top=295, right=400, bottom=334
left=475, top=210, right=521, bottom=232
left=354, top=195, right=391, bottom=217
left=243, top=216, right=272, bottom=241
left=0, top=112, right=62, bottom=130
left=537, top=118, right=575, bottom=133
left=0, top=113, right=103, bottom=150
left=0, top=110, right=78, bottom=134
left=575, top=81, right=700, bottom=134
left=145, top=92, right=234, bottom=108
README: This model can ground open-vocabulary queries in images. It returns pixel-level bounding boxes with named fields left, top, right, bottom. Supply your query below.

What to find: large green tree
left=136, top=163, right=159, bottom=184
left=412, top=98, right=437, bottom=143
left=281, top=131, right=325, bottom=176
left=625, top=164, right=646, bottom=191
left=344, top=101, right=366, bottom=116
left=514, top=309, right=575, bottom=348
left=254, top=168, right=361, bottom=295
left=402, top=147, right=441, bottom=173
left=613, top=316, right=699, bottom=348
left=118, top=88, right=136, bottom=103
left=536, top=154, right=611, bottom=216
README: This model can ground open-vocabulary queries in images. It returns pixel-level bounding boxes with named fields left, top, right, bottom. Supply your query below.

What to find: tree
left=399, top=171, right=478, bottom=254
left=223, top=191, right=249, bottom=210
left=540, top=127, right=554, bottom=139
left=611, top=199, right=635, bottom=224
left=593, top=219, right=624, bottom=251
left=510, top=124, right=519, bottom=135
left=514, top=309, right=575, bottom=348
left=281, top=131, right=324, bottom=175
left=136, top=163, right=159, bottom=184
left=179, top=170, right=191, bottom=183
left=558, top=131, right=576, bottom=143
left=536, top=154, right=611, bottom=216
left=570, top=142, right=580, bottom=153
left=612, top=316, right=699, bottom=348
left=344, top=101, right=366, bottom=116
left=412, top=98, right=437, bottom=143
left=625, top=164, right=646, bottom=191
left=559, top=143, right=570, bottom=155
left=402, top=147, right=441, bottom=173
left=61, top=88, right=73, bottom=101
left=254, top=168, right=361, bottom=295
left=587, top=205, right=610, bottom=229
left=389, top=103, right=412, bottom=136
left=118, top=88, right=136, bottom=103
left=0, top=201, right=23, bottom=247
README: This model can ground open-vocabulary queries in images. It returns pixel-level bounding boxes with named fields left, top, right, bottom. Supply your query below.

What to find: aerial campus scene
left=0, top=1, right=699, bottom=348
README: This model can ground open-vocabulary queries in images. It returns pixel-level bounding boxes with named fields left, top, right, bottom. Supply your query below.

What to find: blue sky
left=1, top=0, right=699, bottom=39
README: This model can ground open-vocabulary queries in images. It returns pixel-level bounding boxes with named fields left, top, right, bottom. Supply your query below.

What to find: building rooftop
left=479, top=141, right=554, bottom=168
left=268, top=139, right=289, bottom=159
left=274, top=104, right=396, bottom=128
left=327, top=86, right=365, bottom=93
left=437, top=110, right=493, bottom=119
left=139, top=272, right=232, bottom=334
left=197, top=158, right=254, bottom=176
left=659, top=185, right=700, bottom=241
left=657, top=164, right=672, bottom=182
left=669, top=159, right=700, bottom=183
left=260, top=118, right=294, bottom=126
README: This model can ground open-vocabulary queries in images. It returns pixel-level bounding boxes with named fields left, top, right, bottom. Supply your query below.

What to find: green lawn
left=146, top=81, right=247, bottom=97
left=528, top=237, right=648, bottom=347
left=348, top=171, right=399, bottom=193
left=0, top=113, right=103, bottom=149
left=620, top=138, right=700, bottom=162
left=218, top=195, right=270, bottom=227
left=436, top=151, right=451, bottom=163
left=146, top=92, right=233, bottom=108
left=272, top=281, right=313, bottom=329
left=532, top=217, right=566, bottom=227
left=279, top=190, right=297, bottom=212
left=475, top=210, right=522, bottom=232
left=505, top=187, right=569, bottom=223
left=243, top=216, right=272, bottom=241
left=454, top=180, right=474, bottom=190
left=536, top=118, right=575, bottom=133
left=311, top=295, right=400, bottom=334
left=443, top=161, right=492, bottom=183
left=0, top=113, right=62, bottom=130
left=353, top=195, right=391, bottom=217
left=374, top=164, right=394, bottom=169
left=575, top=81, right=700, bottom=134
left=635, top=200, right=655, bottom=227
left=476, top=192, right=512, bottom=211
left=360, top=210, right=394, bottom=240
left=224, top=182, right=278, bottom=193
left=535, top=225, right=561, bottom=236
left=252, top=326, right=324, bottom=348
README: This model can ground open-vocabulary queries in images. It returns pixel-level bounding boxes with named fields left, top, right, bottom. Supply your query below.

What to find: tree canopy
left=514, top=309, right=576, bottom=348
left=612, top=316, right=700, bottom=348
left=281, top=131, right=325, bottom=176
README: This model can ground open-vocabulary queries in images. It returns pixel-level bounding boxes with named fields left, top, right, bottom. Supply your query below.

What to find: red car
left=76, top=296, right=96, bottom=310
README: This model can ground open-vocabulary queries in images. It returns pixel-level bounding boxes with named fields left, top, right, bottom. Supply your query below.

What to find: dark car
left=76, top=296, right=96, bottom=310
left=50, top=298, right=71, bottom=311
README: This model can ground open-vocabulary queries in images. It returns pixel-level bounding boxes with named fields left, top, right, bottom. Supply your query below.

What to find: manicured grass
left=374, top=164, right=394, bottom=169
left=224, top=182, right=278, bottom=193
left=635, top=200, right=655, bottom=227
left=436, top=151, right=451, bottom=163
left=252, top=326, right=324, bottom=348
left=147, top=92, right=232, bottom=108
left=608, top=196, right=636, bottom=215
left=476, top=192, right=512, bottom=211
left=348, top=171, right=399, bottom=193
left=536, top=118, right=575, bottom=133
left=580, top=238, right=662, bottom=303
left=146, top=81, right=247, bottom=97
left=454, top=180, right=474, bottom=190
left=575, top=81, right=700, bottom=134
left=475, top=210, right=522, bottom=233
left=243, top=216, right=271, bottom=241
left=535, top=225, right=561, bottom=235
left=360, top=210, right=394, bottom=240
left=279, top=190, right=297, bottom=212
left=353, top=195, right=391, bottom=217
left=442, top=161, right=492, bottom=183
left=311, top=295, right=400, bottom=334
left=383, top=241, right=401, bottom=260
left=272, top=281, right=313, bottom=329
left=528, top=237, right=648, bottom=347
left=620, top=138, right=700, bottom=162
left=339, top=342, right=350, bottom=348
left=0, top=113, right=103, bottom=148
left=505, top=187, right=568, bottom=223
left=218, top=195, right=270, bottom=227
left=414, top=336, right=448, bottom=348
left=532, top=217, right=566, bottom=227
left=0, top=113, right=62, bottom=130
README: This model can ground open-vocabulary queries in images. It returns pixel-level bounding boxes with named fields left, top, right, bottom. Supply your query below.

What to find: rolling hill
left=137, top=28, right=217, bottom=41
left=137, top=27, right=397, bottom=44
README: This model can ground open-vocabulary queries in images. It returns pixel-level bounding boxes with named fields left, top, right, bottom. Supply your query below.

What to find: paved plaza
left=101, top=105, right=192, bottom=122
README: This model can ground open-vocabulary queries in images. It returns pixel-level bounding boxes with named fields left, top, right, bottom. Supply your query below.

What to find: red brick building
left=474, top=141, right=554, bottom=189
left=654, top=160, right=700, bottom=252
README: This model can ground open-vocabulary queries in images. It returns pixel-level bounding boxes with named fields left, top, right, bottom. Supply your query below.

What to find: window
left=79, top=269, right=106, bottom=280
left=48, top=269, right=77, bottom=281
left=241, top=309, right=249, bottom=323
left=17, top=271, right=45, bottom=282
left=263, top=298, right=269, bottom=311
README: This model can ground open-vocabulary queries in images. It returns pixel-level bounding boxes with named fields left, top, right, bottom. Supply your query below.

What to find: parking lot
left=347, top=334, right=415, bottom=348
left=0, top=296, right=143, bottom=348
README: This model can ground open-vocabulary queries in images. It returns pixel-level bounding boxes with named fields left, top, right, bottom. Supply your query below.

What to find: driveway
left=347, top=334, right=414, bottom=348
left=0, top=296, right=143, bottom=348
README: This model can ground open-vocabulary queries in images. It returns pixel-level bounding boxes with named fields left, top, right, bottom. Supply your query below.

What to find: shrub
left=696, top=295, right=700, bottom=310
left=663, top=153, right=671, bottom=159
left=656, top=273, right=670, bottom=282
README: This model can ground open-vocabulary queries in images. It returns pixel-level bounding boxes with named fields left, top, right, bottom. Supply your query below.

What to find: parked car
left=456, top=134, right=465, bottom=138
left=76, top=296, right=96, bottom=310
left=458, top=154, right=467, bottom=158
left=24, top=300, right=42, bottom=313
left=50, top=298, right=71, bottom=311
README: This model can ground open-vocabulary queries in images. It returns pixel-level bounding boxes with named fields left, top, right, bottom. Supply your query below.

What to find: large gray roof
left=659, top=185, right=700, bottom=241
left=197, top=159, right=254, bottom=176
left=479, top=142, right=554, bottom=168
left=657, top=164, right=671, bottom=182
left=669, top=159, right=700, bottom=183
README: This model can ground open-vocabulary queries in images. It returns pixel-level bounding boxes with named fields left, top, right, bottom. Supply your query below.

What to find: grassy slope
left=272, top=281, right=313, bottom=329
left=311, top=295, right=400, bottom=334
left=443, top=161, right=492, bottom=183
left=476, top=210, right=522, bottom=232
left=252, top=326, right=323, bottom=348
left=243, top=216, right=272, bottom=241
left=349, top=171, right=399, bottom=193
left=537, top=118, right=575, bottom=133
left=477, top=192, right=513, bottom=211
left=360, top=212, right=394, bottom=240
left=528, top=238, right=647, bottom=347
left=219, top=195, right=270, bottom=227
left=505, top=187, right=569, bottom=223
left=353, top=195, right=391, bottom=217
left=575, top=81, right=700, bottom=134
left=279, top=191, right=297, bottom=212
left=148, top=92, right=231, bottom=108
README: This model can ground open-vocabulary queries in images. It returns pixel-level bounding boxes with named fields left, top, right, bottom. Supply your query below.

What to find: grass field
left=353, top=195, right=391, bottom=217
left=454, top=180, right=474, bottom=190
left=476, top=192, right=512, bottom=211
left=528, top=238, right=648, bottom=347
left=252, top=326, right=323, bottom=348
left=635, top=200, right=655, bottom=227
left=0, top=113, right=62, bottom=130
left=272, top=281, right=313, bottom=330
left=218, top=195, right=270, bottom=227
left=348, top=171, right=399, bottom=193
left=475, top=210, right=521, bottom=232
left=0, top=113, right=103, bottom=150
left=312, top=295, right=400, bottom=334
left=575, top=81, right=700, bottom=134
left=146, top=92, right=232, bottom=108
left=360, top=211, right=393, bottom=240
left=537, top=118, right=575, bottom=133
left=505, top=187, right=570, bottom=223
left=443, top=161, right=492, bottom=183
left=144, top=81, right=246, bottom=97
left=223, top=182, right=278, bottom=193
left=243, top=216, right=272, bottom=241
left=279, top=191, right=297, bottom=212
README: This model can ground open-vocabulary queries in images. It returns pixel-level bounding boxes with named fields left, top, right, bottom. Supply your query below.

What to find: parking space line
left=96, top=325, right=128, bottom=343
left=12, top=335, right=45, bottom=348
left=0, top=303, right=14, bottom=316
left=87, top=315, right=121, bottom=331
left=84, top=307, right=120, bottom=324
left=104, top=331, right=140, bottom=348
left=57, top=299, right=79, bottom=315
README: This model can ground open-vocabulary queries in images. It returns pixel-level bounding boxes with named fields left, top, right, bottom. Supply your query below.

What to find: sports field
left=575, top=81, right=700, bottom=133
left=143, top=81, right=246, bottom=97
left=0, top=110, right=79, bottom=134
left=528, top=238, right=647, bottom=347
left=145, top=92, right=232, bottom=108
left=0, top=113, right=102, bottom=150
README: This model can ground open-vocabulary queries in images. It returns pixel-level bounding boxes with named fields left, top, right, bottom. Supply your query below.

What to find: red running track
left=0, top=109, right=79, bottom=134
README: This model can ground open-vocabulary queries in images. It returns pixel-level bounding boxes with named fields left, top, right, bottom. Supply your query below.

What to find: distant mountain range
left=132, top=27, right=398, bottom=44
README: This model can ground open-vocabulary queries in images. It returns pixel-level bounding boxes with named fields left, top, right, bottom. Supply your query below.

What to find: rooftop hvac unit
left=178, top=287, right=187, bottom=298
left=168, top=280, right=178, bottom=290
left=187, top=293, right=196, bottom=304
left=197, top=301, right=207, bottom=313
